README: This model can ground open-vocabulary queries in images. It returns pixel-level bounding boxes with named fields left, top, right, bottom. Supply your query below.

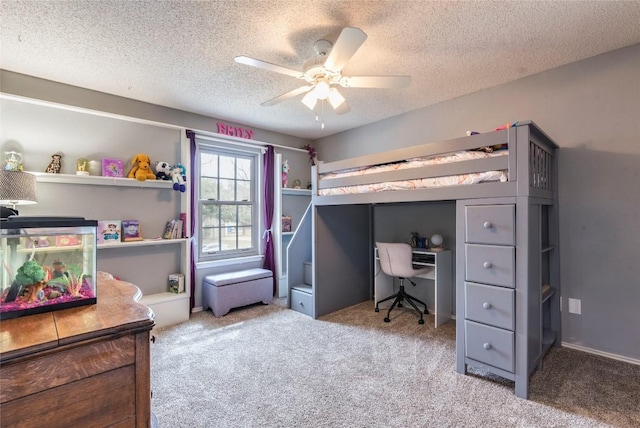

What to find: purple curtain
left=186, top=130, right=197, bottom=310
left=262, top=145, right=276, bottom=295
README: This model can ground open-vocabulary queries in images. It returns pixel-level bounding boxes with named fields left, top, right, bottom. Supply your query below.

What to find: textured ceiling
left=1, top=1, right=639, bottom=140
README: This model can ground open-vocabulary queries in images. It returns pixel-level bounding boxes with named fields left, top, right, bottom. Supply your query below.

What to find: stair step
left=291, top=284, right=312, bottom=294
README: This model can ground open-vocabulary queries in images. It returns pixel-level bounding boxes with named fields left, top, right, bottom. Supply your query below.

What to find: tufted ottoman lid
left=204, top=268, right=273, bottom=287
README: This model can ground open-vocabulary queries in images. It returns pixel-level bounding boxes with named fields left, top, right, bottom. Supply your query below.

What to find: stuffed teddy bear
left=127, top=153, right=157, bottom=181
left=154, top=161, right=172, bottom=180
left=170, top=163, right=186, bottom=192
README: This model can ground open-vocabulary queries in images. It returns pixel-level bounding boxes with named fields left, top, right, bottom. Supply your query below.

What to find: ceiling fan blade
left=334, top=100, right=351, bottom=115
left=323, top=27, right=367, bottom=73
left=339, top=75, right=411, bottom=89
left=235, top=56, right=304, bottom=79
left=261, top=85, right=314, bottom=106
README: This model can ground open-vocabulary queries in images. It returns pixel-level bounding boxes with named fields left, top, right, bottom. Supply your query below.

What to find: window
left=197, top=142, right=260, bottom=261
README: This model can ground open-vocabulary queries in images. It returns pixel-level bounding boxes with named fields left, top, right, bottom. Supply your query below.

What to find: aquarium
left=1, top=217, right=98, bottom=320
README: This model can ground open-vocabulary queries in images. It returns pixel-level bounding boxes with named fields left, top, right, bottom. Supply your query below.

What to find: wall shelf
left=282, top=188, right=311, bottom=196
left=28, top=171, right=173, bottom=189
left=140, top=291, right=189, bottom=306
left=97, top=238, right=188, bottom=250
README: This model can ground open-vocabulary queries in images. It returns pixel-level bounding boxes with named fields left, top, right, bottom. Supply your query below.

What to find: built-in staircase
left=287, top=203, right=314, bottom=317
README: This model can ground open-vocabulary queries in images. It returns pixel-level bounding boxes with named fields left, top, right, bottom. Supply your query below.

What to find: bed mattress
left=318, top=150, right=508, bottom=196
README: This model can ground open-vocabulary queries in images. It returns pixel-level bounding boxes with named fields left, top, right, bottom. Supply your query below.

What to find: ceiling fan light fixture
left=301, top=90, right=318, bottom=110
left=314, top=79, right=331, bottom=100
left=327, top=88, right=346, bottom=109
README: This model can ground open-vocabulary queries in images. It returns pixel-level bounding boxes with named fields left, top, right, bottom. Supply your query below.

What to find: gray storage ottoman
left=202, top=268, right=273, bottom=317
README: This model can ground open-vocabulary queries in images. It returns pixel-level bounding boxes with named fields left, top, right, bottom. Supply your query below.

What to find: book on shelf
left=179, top=212, right=187, bottom=238
left=98, top=220, right=122, bottom=244
left=162, top=218, right=184, bottom=239
left=173, top=220, right=183, bottom=239
left=162, top=219, right=175, bottom=239
left=168, top=273, right=185, bottom=293
left=122, top=219, right=143, bottom=241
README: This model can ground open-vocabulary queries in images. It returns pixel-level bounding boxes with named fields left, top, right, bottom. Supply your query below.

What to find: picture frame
left=97, top=220, right=122, bottom=244
left=122, top=219, right=143, bottom=241
left=101, top=158, right=124, bottom=177
left=282, top=215, right=292, bottom=233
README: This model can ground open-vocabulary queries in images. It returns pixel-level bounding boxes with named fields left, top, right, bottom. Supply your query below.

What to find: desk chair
left=375, top=242, right=431, bottom=325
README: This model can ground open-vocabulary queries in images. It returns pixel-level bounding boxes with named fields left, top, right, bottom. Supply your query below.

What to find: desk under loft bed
left=309, top=121, right=560, bottom=399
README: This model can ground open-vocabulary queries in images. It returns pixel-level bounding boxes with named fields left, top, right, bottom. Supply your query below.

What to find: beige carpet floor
left=150, top=299, right=639, bottom=428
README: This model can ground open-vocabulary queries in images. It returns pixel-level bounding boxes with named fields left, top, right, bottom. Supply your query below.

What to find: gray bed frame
left=307, top=121, right=560, bottom=399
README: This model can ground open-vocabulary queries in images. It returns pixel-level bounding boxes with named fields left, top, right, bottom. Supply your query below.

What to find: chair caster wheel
left=384, top=317, right=391, bottom=323
left=375, top=308, right=379, bottom=312
left=419, top=319, right=425, bottom=325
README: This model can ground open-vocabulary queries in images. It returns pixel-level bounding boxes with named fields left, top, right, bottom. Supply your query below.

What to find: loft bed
left=307, top=121, right=560, bottom=399
left=311, top=121, right=556, bottom=206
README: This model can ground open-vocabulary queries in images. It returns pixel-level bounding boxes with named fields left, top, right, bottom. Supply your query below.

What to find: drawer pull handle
left=483, top=343, right=492, bottom=350
left=299, top=301, right=304, bottom=307
left=483, top=221, right=493, bottom=229
left=483, top=261, right=492, bottom=269
left=482, top=302, right=492, bottom=309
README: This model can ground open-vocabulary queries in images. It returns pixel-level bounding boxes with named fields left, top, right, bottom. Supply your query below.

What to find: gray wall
left=315, top=44, right=640, bottom=361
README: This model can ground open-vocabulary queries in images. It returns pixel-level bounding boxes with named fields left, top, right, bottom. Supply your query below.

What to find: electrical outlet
left=568, top=298, right=581, bottom=315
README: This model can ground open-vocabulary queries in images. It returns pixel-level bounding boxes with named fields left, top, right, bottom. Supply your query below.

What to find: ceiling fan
left=235, top=27, right=411, bottom=116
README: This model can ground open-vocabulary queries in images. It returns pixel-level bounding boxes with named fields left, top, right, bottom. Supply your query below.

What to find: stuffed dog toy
left=128, top=153, right=157, bottom=181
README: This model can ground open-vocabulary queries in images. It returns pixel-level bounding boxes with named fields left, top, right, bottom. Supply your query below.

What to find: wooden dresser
left=0, top=272, right=155, bottom=427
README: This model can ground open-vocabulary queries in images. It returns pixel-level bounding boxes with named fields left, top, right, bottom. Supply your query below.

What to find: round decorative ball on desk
left=430, top=234, right=444, bottom=251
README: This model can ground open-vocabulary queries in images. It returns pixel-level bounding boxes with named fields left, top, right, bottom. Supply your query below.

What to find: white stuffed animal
left=170, top=164, right=186, bottom=192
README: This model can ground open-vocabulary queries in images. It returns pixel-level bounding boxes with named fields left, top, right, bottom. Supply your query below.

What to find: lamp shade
left=0, top=171, right=38, bottom=208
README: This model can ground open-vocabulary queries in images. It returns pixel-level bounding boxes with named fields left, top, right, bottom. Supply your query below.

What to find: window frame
left=196, top=139, right=262, bottom=262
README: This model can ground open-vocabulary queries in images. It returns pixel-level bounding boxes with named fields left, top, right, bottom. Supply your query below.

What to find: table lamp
left=0, top=170, right=38, bottom=217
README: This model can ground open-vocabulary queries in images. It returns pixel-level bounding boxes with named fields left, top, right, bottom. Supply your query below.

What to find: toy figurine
left=170, top=163, right=186, bottom=192
left=45, top=154, right=62, bottom=174
left=76, top=158, right=89, bottom=175
left=282, top=160, right=290, bottom=188
left=52, top=259, right=68, bottom=279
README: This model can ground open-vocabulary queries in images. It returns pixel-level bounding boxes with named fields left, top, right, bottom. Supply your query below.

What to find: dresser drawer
left=465, top=205, right=515, bottom=245
left=290, top=288, right=313, bottom=317
left=465, top=320, right=514, bottom=372
left=465, top=282, right=514, bottom=330
left=465, top=244, right=515, bottom=288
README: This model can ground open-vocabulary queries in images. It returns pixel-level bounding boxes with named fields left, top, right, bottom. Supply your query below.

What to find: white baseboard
left=561, top=342, right=640, bottom=365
